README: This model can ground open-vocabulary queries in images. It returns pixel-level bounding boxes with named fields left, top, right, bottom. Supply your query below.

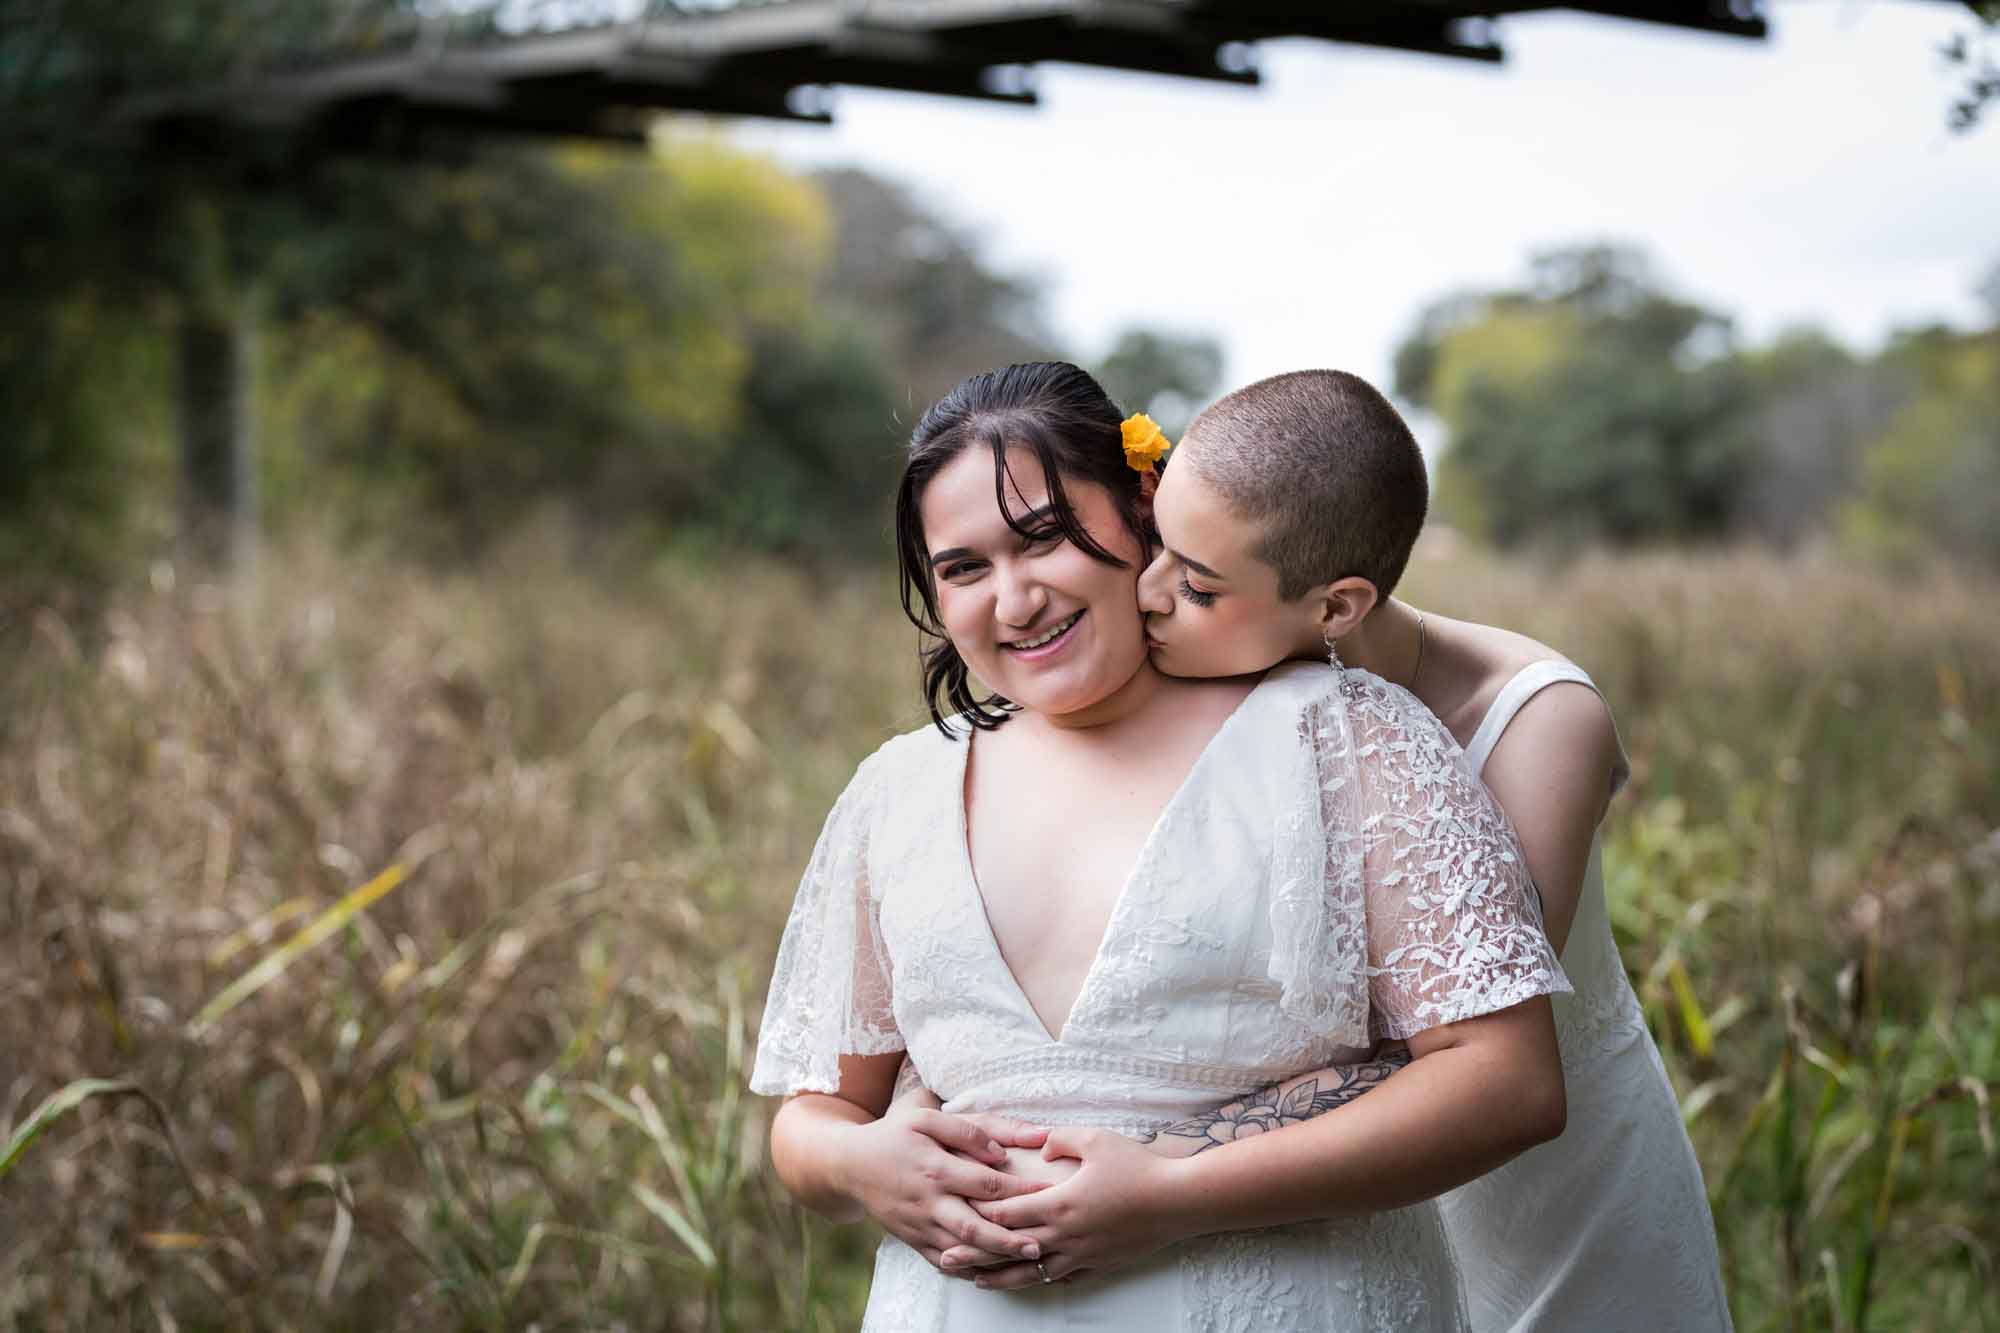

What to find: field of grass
left=2, top=536, right=1995, bottom=1331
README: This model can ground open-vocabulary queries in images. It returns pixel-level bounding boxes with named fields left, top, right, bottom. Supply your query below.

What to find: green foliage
left=1399, top=244, right=2000, bottom=567
left=1397, top=245, right=1755, bottom=547
left=0, top=294, right=173, bottom=599
left=1840, top=327, right=2000, bottom=566
left=256, top=136, right=841, bottom=551
left=697, top=322, right=906, bottom=554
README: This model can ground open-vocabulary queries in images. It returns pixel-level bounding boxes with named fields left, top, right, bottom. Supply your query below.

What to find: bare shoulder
left=1452, top=621, right=1569, bottom=699
left=1480, top=663, right=1623, bottom=812
left=1503, top=681, right=1620, bottom=766
left=1422, top=615, right=1574, bottom=742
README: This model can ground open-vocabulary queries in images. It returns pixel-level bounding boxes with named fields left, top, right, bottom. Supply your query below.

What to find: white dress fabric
left=1437, top=660, right=1732, bottom=1332
left=752, top=662, right=1570, bottom=1332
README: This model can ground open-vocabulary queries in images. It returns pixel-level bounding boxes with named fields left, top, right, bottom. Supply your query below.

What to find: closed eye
left=1177, top=576, right=1217, bottom=608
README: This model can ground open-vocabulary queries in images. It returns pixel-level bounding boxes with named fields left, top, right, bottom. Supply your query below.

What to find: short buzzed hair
left=1179, top=370, right=1428, bottom=601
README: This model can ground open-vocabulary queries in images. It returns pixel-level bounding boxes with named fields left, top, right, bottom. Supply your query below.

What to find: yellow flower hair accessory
left=1121, top=412, right=1171, bottom=474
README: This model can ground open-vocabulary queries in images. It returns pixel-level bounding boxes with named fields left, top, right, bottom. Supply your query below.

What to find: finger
left=936, top=1200, right=1043, bottom=1263
left=976, top=1186, right=1064, bottom=1230
left=1059, top=1267, right=1093, bottom=1286
left=1041, top=1126, right=1093, bottom=1162
left=938, top=1243, right=1015, bottom=1269
left=973, top=1251, right=1077, bottom=1293
left=924, top=1153, right=1039, bottom=1206
left=915, top=1245, right=979, bottom=1280
left=975, top=1247, right=1083, bottom=1292
left=914, top=1110, right=1007, bottom=1166
left=962, top=1112, right=1051, bottom=1149
left=972, top=1261, right=1043, bottom=1291
left=992, top=1174, right=1051, bottom=1200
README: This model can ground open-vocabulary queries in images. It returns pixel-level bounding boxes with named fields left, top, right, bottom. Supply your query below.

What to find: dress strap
left=1463, top=659, right=1630, bottom=797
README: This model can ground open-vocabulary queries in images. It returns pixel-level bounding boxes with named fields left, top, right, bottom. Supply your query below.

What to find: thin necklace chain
left=1411, top=612, right=1428, bottom=690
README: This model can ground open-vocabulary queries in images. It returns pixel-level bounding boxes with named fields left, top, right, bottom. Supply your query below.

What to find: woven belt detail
left=950, top=1046, right=1301, bottom=1096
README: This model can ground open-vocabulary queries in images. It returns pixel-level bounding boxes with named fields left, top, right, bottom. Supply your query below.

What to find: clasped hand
left=943, top=1127, right=1190, bottom=1290
left=835, top=1101, right=1056, bottom=1273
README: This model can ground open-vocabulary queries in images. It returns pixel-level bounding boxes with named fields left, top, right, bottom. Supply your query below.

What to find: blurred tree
left=2, top=0, right=392, bottom=567
left=699, top=321, right=906, bottom=554
left=1734, top=328, right=1907, bottom=549
left=258, top=135, right=837, bottom=552
left=812, top=168, right=1059, bottom=408
left=1840, top=299, right=2000, bottom=566
left=1393, top=244, right=1755, bottom=548
left=1094, top=328, right=1225, bottom=437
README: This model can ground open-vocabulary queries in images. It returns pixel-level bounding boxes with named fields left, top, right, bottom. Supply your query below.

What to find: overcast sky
left=733, top=1, right=1999, bottom=404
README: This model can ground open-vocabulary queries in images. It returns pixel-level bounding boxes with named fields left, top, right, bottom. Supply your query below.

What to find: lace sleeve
left=1338, top=674, right=1570, bottom=1041
left=748, top=751, right=903, bottom=1097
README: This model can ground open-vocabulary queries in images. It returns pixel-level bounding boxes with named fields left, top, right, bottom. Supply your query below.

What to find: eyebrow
left=1170, top=547, right=1227, bottom=581
left=928, top=505, right=1059, bottom=568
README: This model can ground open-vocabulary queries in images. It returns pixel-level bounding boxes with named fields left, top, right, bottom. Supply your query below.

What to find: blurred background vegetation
left=3, top=2, right=1996, bottom=1331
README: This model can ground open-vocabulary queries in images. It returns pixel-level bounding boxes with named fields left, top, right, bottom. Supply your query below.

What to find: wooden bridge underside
left=140, top=0, right=1768, bottom=150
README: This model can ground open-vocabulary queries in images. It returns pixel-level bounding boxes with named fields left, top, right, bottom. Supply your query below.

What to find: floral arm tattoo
left=1136, top=1048, right=1414, bottom=1158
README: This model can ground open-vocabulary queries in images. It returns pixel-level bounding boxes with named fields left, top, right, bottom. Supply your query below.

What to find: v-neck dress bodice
left=949, top=683, right=1258, bottom=1047
left=752, top=663, right=1570, bottom=1332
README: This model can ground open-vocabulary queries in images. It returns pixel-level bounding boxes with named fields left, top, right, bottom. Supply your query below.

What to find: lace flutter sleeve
left=748, top=750, right=903, bottom=1097
left=1338, top=674, right=1570, bottom=1040
left=1273, top=669, right=1568, bottom=1045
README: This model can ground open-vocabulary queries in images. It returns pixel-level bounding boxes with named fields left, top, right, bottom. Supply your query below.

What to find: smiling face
left=919, top=444, right=1154, bottom=723
left=1135, top=447, right=1331, bottom=679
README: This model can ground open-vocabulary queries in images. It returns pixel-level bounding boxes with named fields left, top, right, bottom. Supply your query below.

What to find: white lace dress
left=752, top=662, right=1570, bottom=1332
left=1437, top=661, right=1732, bottom=1332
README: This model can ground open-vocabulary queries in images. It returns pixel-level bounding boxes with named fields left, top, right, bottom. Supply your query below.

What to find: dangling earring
left=1324, top=629, right=1359, bottom=698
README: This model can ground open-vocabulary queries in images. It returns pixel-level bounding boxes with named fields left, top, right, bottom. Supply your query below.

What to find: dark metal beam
left=1189, top=3, right=1506, bottom=64
left=119, top=0, right=1772, bottom=154
left=711, top=46, right=1038, bottom=105
left=1502, top=0, right=1766, bottom=39
left=921, top=15, right=1258, bottom=86
left=495, top=70, right=833, bottom=123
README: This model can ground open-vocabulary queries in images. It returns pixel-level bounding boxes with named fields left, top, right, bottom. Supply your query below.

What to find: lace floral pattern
left=749, top=740, right=913, bottom=1096
left=752, top=662, right=1569, bottom=1330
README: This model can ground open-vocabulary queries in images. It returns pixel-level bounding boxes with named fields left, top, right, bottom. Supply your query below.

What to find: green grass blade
left=1667, top=957, right=1715, bottom=1061
left=0, top=1078, right=141, bottom=1178
left=633, top=1181, right=716, bottom=1269
left=188, top=863, right=409, bottom=1038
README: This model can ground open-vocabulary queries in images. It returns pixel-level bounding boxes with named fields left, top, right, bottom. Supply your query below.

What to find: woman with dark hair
left=750, top=362, right=1569, bottom=1330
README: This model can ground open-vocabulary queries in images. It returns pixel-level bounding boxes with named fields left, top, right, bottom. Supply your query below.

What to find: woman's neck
left=1338, top=598, right=1427, bottom=692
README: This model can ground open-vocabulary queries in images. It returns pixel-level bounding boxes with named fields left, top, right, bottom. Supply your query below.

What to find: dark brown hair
left=1180, top=370, right=1428, bottom=601
left=895, top=361, right=1148, bottom=734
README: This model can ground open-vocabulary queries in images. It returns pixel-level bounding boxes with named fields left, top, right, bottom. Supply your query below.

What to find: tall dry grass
left=2, top=536, right=1995, bottom=1331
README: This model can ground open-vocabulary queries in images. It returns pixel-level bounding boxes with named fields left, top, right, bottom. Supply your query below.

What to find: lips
left=1002, top=609, right=1083, bottom=655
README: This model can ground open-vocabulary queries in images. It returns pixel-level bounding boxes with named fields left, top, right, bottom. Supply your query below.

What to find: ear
left=1309, top=576, right=1381, bottom=641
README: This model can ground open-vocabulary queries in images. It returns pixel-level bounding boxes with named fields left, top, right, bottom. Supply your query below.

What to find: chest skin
left=963, top=684, right=1251, bottom=1041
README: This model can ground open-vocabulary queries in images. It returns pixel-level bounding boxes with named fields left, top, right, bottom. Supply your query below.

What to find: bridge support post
left=177, top=299, right=259, bottom=578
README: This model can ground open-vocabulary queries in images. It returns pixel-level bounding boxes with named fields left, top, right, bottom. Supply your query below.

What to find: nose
left=993, top=561, right=1048, bottom=628
left=1136, top=547, right=1176, bottom=619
